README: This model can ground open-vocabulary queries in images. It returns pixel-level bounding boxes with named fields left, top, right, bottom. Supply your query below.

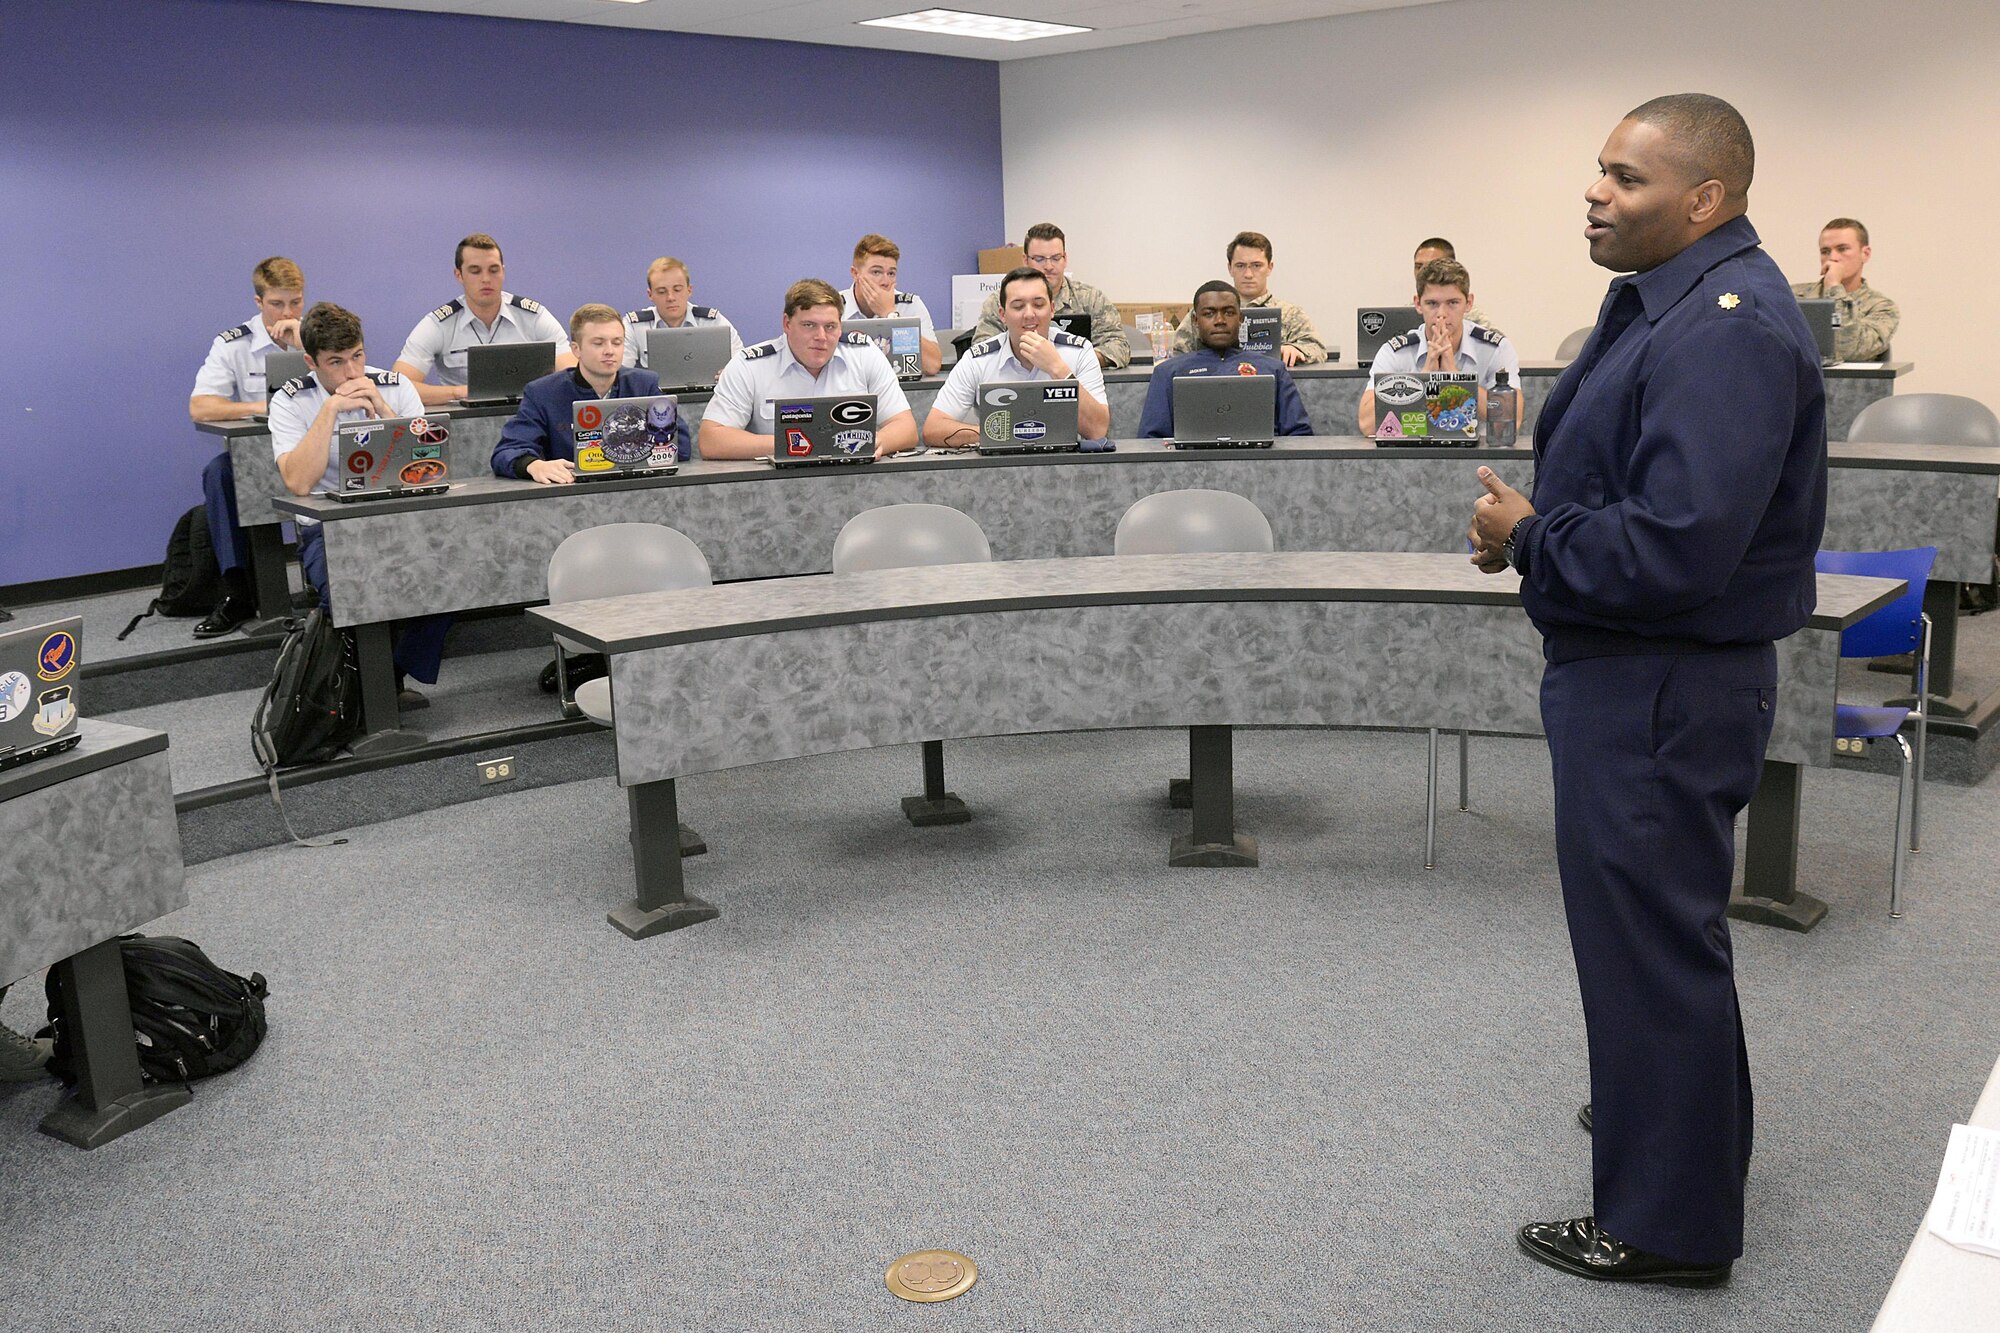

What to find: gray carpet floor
left=3, top=725, right=1994, bottom=1330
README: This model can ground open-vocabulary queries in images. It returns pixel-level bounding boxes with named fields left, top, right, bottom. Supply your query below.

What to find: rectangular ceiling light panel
left=859, top=8, right=1094, bottom=41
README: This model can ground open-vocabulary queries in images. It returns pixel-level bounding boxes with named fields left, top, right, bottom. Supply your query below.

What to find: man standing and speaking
left=1469, top=94, right=1827, bottom=1286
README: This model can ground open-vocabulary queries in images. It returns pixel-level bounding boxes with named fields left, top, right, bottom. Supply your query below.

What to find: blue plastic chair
left=1816, top=546, right=1936, bottom=917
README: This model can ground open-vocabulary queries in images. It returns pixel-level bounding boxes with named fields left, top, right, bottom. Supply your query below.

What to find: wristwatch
left=1501, top=516, right=1532, bottom=571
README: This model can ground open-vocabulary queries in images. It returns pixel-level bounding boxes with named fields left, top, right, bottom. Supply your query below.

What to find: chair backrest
left=547, top=522, right=712, bottom=605
left=1555, top=326, right=1594, bottom=360
left=1847, top=393, right=2000, bottom=447
left=1814, top=546, right=1937, bottom=658
left=832, top=504, right=992, bottom=573
left=1114, top=489, right=1275, bottom=555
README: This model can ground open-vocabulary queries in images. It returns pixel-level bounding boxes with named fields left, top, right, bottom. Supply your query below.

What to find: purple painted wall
left=0, top=0, right=1004, bottom=586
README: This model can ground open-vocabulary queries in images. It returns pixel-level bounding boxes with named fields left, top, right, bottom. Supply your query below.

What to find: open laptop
left=461, top=340, right=556, bottom=406
left=0, top=616, right=83, bottom=772
left=1050, top=313, right=1092, bottom=342
left=1797, top=298, right=1839, bottom=365
left=571, top=396, right=681, bottom=481
left=326, top=414, right=452, bottom=501
left=1356, top=306, right=1423, bottom=367
left=263, top=350, right=308, bottom=398
left=974, top=380, right=1082, bottom=455
left=765, top=395, right=877, bottom=468
left=845, top=317, right=924, bottom=381
left=1239, top=307, right=1282, bottom=358
left=1370, top=372, right=1480, bottom=445
left=1170, top=374, right=1278, bottom=448
left=643, top=326, right=732, bottom=390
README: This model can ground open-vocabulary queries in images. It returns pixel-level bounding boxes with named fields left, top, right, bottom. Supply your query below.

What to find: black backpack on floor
left=252, top=607, right=361, bottom=769
left=117, top=505, right=222, bottom=640
left=43, top=935, right=269, bottom=1086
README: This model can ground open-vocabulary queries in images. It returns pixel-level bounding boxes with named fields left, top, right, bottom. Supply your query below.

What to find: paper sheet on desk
left=1928, top=1123, right=2000, bottom=1258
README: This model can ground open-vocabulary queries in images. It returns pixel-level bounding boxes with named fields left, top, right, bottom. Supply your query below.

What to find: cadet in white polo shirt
left=840, top=233, right=941, bottom=377
left=698, top=278, right=917, bottom=460
left=924, top=267, right=1110, bottom=448
left=1359, top=257, right=1522, bottom=434
left=272, top=302, right=452, bottom=701
left=186, top=255, right=306, bottom=636
left=621, top=255, right=744, bottom=370
left=392, top=231, right=573, bottom=407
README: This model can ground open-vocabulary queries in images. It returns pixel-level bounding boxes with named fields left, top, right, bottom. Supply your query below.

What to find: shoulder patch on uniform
left=969, top=335, right=1005, bottom=358
left=218, top=323, right=251, bottom=344
left=1051, top=329, right=1088, bottom=348
left=625, top=308, right=651, bottom=324
left=280, top=374, right=316, bottom=398
left=509, top=294, right=545, bottom=315
left=893, top=291, right=916, bottom=306
left=368, top=370, right=402, bottom=386
left=841, top=331, right=875, bottom=347
left=431, top=298, right=464, bottom=322
left=742, top=340, right=779, bottom=360
left=691, top=304, right=717, bottom=319
left=1468, top=324, right=1504, bottom=346
left=1384, top=331, right=1419, bottom=351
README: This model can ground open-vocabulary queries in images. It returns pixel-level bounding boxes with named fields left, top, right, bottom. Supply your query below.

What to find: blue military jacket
left=1139, top=345, right=1315, bottom=438
left=1515, top=216, right=1827, bottom=654
left=491, top=367, right=691, bottom=477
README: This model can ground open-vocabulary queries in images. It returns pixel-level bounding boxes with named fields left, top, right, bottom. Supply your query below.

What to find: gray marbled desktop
left=1825, top=462, right=1999, bottom=582
left=1, top=721, right=186, bottom=987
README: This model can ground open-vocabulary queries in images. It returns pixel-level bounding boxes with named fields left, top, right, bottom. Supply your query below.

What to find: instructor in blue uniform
left=1469, top=94, right=1827, bottom=1286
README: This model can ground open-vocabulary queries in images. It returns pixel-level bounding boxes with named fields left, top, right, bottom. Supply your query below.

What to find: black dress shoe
left=192, top=594, right=254, bottom=638
left=1518, top=1216, right=1730, bottom=1287
left=1579, top=1102, right=1593, bottom=1133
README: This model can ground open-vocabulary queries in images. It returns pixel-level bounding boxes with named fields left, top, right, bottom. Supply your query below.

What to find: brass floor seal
left=885, top=1249, right=978, bottom=1303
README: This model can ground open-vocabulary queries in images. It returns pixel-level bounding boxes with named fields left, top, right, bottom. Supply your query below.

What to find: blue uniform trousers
left=297, top=525, right=450, bottom=685
left=200, top=452, right=246, bottom=575
left=1540, top=642, right=1776, bottom=1265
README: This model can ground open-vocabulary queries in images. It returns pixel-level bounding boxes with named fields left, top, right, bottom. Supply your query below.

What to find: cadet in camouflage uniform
left=1414, top=236, right=1503, bottom=338
left=1789, top=217, right=1899, bottom=361
left=969, top=223, right=1129, bottom=368
left=1171, top=231, right=1326, bottom=365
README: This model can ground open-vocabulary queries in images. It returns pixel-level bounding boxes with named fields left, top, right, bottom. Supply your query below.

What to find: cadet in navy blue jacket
left=1470, top=95, right=1827, bottom=1287
left=1140, top=282, right=1313, bottom=439
left=491, top=304, right=691, bottom=482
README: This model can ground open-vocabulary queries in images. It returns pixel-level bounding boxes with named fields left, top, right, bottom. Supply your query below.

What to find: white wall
left=1001, top=0, right=1997, bottom=415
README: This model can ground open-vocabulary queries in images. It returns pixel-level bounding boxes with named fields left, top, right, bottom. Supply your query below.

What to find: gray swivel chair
left=1555, top=326, right=1595, bottom=360
left=1114, top=489, right=1274, bottom=868
left=831, top=504, right=993, bottom=826
left=546, top=522, right=714, bottom=859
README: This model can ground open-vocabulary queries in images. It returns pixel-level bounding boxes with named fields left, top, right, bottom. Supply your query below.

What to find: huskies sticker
left=37, top=631, right=76, bottom=681
left=0, top=671, right=28, bottom=722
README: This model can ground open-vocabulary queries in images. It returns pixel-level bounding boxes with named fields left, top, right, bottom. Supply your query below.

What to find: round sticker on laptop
left=399, top=458, right=446, bottom=486
left=601, top=405, right=652, bottom=464
left=37, top=631, right=76, bottom=681
left=347, top=449, right=374, bottom=474
left=408, top=416, right=432, bottom=437
left=829, top=399, right=874, bottom=426
left=415, top=419, right=449, bottom=445
left=576, top=404, right=603, bottom=430
left=0, top=671, right=29, bottom=722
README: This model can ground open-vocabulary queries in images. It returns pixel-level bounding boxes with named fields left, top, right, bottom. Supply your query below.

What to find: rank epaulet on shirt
left=741, top=339, right=779, bottom=360
left=367, top=370, right=402, bottom=386
left=509, top=294, right=546, bottom=315
left=625, top=308, right=652, bottom=324
left=691, top=305, right=717, bottom=319
left=1468, top=324, right=1504, bottom=346
left=894, top=291, right=917, bottom=306
left=968, top=335, right=1005, bottom=358
left=218, top=323, right=251, bottom=344
left=1384, top=331, right=1419, bottom=352
left=841, top=331, right=875, bottom=347
left=431, top=298, right=464, bottom=322
left=279, top=373, right=315, bottom=398
left=1051, top=329, right=1088, bottom=348
left=1705, top=276, right=1757, bottom=316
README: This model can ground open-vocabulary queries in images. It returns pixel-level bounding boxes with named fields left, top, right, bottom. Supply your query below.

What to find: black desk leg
left=1728, top=759, right=1828, bottom=932
left=901, top=739, right=970, bottom=826
left=1170, top=725, right=1257, bottom=867
left=349, top=622, right=425, bottom=757
left=1879, top=581, right=1979, bottom=719
left=39, top=939, right=190, bottom=1149
left=240, top=526, right=295, bottom=638
left=610, top=777, right=719, bottom=939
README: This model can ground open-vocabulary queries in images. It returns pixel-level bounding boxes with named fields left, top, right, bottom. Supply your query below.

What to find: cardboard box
left=1115, top=301, right=1192, bottom=327
left=978, top=245, right=1026, bottom=274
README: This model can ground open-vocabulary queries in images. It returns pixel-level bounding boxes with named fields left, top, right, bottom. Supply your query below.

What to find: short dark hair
left=998, top=266, right=1053, bottom=306
left=1823, top=217, right=1870, bottom=247
left=1624, top=93, right=1755, bottom=202
left=1414, top=237, right=1455, bottom=258
left=783, top=278, right=843, bottom=318
left=300, top=302, right=363, bottom=359
left=1022, top=222, right=1065, bottom=250
left=1415, top=258, right=1472, bottom=299
left=454, top=232, right=503, bottom=269
left=1226, top=231, right=1272, bottom=264
left=1192, top=279, right=1238, bottom=307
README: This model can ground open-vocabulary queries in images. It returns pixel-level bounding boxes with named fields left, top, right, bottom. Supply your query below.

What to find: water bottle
left=1485, top=371, right=1518, bottom=447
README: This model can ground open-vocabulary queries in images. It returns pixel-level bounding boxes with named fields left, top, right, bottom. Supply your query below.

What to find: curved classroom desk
left=526, top=552, right=1902, bottom=940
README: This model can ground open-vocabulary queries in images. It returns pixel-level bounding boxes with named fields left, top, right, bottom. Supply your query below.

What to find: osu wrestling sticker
left=829, top=399, right=874, bottom=426
left=1360, top=311, right=1387, bottom=337
left=37, top=631, right=77, bottom=681
left=832, top=430, right=871, bottom=454
left=785, top=430, right=812, bottom=457
left=32, top=686, right=74, bottom=736
left=0, top=671, right=29, bottom=722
